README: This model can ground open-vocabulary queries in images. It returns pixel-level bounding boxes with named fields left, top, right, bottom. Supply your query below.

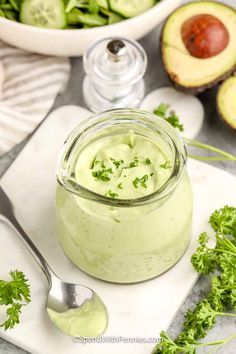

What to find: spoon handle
left=0, top=186, right=53, bottom=285
left=8, top=215, right=53, bottom=284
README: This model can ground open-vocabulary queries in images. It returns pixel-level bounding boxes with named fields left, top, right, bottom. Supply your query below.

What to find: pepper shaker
left=83, top=37, right=147, bottom=112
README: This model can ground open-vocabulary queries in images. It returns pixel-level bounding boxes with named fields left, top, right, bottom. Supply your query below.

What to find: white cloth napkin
left=0, top=40, right=70, bottom=156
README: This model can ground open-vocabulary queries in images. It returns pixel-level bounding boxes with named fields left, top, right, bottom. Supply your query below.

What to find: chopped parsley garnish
left=160, top=161, right=172, bottom=169
left=129, top=156, right=139, bottom=168
left=117, top=183, right=123, bottom=189
left=93, top=160, right=105, bottom=168
left=105, top=190, right=118, bottom=199
left=153, top=103, right=184, bottom=132
left=110, top=157, right=124, bottom=169
left=150, top=173, right=154, bottom=176
left=92, top=168, right=113, bottom=181
left=122, top=157, right=139, bottom=169
left=145, top=157, right=151, bottom=165
left=133, top=175, right=149, bottom=189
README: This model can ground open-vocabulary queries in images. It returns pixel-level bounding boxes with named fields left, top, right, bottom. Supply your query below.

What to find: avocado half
left=161, top=1, right=236, bottom=94
left=217, top=75, right=236, bottom=131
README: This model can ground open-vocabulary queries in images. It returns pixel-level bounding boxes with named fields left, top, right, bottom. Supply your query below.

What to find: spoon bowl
left=0, top=185, right=108, bottom=337
left=47, top=276, right=108, bottom=337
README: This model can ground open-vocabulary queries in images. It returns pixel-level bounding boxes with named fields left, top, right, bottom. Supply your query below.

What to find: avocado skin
left=160, top=2, right=236, bottom=95
left=216, top=77, right=236, bottom=132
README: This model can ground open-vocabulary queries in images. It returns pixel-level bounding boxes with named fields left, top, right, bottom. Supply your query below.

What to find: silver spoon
left=0, top=185, right=108, bottom=337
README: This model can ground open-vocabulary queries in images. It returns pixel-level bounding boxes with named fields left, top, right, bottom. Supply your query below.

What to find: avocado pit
left=181, top=14, right=229, bottom=58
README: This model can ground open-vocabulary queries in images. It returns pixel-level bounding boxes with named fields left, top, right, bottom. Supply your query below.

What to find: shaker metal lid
left=83, top=37, right=147, bottom=85
left=107, top=39, right=127, bottom=61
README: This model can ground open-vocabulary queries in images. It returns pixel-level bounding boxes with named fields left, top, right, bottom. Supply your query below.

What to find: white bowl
left=0, top=0, right=182, bottom=57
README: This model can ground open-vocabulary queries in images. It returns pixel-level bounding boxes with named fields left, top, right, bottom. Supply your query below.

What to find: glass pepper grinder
left=83, top=37, right=147, bottom=113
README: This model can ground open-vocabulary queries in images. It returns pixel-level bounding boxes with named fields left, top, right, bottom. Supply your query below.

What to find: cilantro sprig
left=154, top=205, right=236, bottom=353
left=153, top=103, right=236, bottom=162
left=0, top=270, right=31, bottom=330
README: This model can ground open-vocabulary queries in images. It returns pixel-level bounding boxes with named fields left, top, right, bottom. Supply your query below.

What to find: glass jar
left=56, top=109, right=193, bottom=284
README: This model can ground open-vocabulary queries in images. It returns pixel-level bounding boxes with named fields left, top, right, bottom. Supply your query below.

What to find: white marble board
left=0, top=105, right=236, bottom=354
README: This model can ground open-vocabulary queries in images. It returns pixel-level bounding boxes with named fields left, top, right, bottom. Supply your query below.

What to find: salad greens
left=154, top=206, right=236, bottom=353
left=0, top=0, right=158, bottom=29
left=0, top=270, right=31, bottom=330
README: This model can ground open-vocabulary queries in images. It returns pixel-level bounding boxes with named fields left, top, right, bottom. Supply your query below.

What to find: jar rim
left=56, top=108, right=187, bottom=207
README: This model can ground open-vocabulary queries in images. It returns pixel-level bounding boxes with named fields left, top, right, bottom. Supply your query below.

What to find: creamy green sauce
left=75, top=130, right=172, bottom=199
left=56, top=130, right=193, bottom=283
left=47, top=295, right=107, bottom=337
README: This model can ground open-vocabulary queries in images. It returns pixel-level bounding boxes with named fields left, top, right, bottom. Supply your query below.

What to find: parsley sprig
left=210, top=205, right=236, bottom=237
left=156, top=330, right=236, bottom=353
left=153, top=103, right=236, bottom=162
left=154, top=103, right=184, bottom=132
left=154, top=206, right=236, bottom=353
left=0, top=270, right=31, bottom=330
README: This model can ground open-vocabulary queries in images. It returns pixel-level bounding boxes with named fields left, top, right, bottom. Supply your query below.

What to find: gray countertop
left=0, top=4, right=236, bottom=352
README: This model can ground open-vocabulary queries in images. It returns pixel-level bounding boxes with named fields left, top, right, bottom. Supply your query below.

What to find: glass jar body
left=56, top=109, right=193, bottom=284
left=56, top=172, right=192, bottom=283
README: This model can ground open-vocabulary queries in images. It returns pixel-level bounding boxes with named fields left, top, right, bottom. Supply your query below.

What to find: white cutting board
left=0, top=105, right=236, bottom=354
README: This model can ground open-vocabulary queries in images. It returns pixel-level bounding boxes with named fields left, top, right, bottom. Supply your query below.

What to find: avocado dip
left=47, top=294, right=107, bottom=337
left=56, top=110, right=193, bottom=283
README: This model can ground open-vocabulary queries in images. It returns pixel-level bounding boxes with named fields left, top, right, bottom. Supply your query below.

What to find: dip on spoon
left=0, top=185, right=108, bottom=338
